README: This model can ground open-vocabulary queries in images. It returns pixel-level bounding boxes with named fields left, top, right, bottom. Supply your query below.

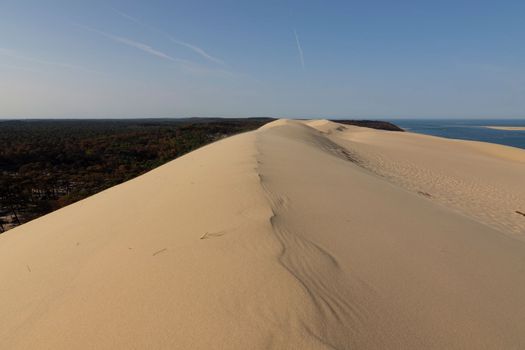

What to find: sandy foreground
left=1, top=119, right=525, bottom=349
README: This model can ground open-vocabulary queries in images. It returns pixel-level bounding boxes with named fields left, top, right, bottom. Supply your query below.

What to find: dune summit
left=1, top=119, right=525, bottom=349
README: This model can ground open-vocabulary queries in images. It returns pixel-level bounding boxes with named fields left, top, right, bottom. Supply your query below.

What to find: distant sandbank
left=485, top=125, right=525, bottom=131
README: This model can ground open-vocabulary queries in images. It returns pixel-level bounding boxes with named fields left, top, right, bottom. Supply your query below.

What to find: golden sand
left=1, top=120, right=525, bottom=349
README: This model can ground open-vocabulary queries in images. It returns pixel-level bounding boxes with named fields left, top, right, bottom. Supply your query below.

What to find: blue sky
left=0, top=0, right=524, bottom=118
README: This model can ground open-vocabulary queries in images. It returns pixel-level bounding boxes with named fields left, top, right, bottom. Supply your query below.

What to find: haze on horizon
left=0, top=0, right=524, bottom=119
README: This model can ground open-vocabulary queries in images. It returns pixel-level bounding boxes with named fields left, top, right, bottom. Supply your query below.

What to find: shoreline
left=392, top=119, right=525, bottom=150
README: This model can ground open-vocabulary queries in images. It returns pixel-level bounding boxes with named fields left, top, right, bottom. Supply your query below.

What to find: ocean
left=391, top=119, right=525, bottom=150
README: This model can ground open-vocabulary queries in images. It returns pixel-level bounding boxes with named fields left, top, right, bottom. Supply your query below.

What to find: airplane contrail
left=78, top=24, right=186, bottom=64
left=0, top=48, right=100, bottom=74
left=293, top=29, right=305, bottom=69
left=112, top=8, right=224, bottom=65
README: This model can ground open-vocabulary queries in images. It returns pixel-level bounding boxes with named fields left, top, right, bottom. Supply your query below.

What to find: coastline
left=392, top=119, right=525, bottom=150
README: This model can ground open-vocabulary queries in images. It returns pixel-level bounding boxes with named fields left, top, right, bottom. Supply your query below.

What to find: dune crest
left=2, top=120, right=525, bottom=349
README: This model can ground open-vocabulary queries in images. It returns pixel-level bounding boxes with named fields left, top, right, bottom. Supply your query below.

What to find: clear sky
left=1, top=0, right=524, bottom=118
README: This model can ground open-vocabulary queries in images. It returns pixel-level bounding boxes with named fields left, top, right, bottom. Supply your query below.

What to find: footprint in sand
left=200, top=230, right=227, bottom=240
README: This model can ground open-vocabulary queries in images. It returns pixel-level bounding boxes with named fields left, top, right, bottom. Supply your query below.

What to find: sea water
left=391, top=119, right=525, bottom=150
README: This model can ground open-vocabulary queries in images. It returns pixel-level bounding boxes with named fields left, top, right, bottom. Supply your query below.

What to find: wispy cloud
left=111, top=8, right=142, bottom=25
left=293, top=29, right=305, bottom=69
left=112, top=8, right=224, bottom=65
left=0, top=48, right=99, bottom=74
left=79, top=25, right=185, bottom=64
left=168, top=38, right=224, bottom=65
left=0, top=61, right=43, bottom=74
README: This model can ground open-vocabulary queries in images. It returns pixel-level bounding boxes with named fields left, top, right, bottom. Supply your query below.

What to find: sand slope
left=1, top=120, right=525, bottom=349
left=310, top=120, right=525, bottom=236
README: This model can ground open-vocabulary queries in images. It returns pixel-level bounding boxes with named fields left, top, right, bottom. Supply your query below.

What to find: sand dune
left=1, top=119, right=525, bottom=349
left=309, top=120, right=525, bottom=236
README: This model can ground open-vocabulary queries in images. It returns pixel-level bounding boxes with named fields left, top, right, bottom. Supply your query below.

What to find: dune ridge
left=1, top=119, right=525, bottom=349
